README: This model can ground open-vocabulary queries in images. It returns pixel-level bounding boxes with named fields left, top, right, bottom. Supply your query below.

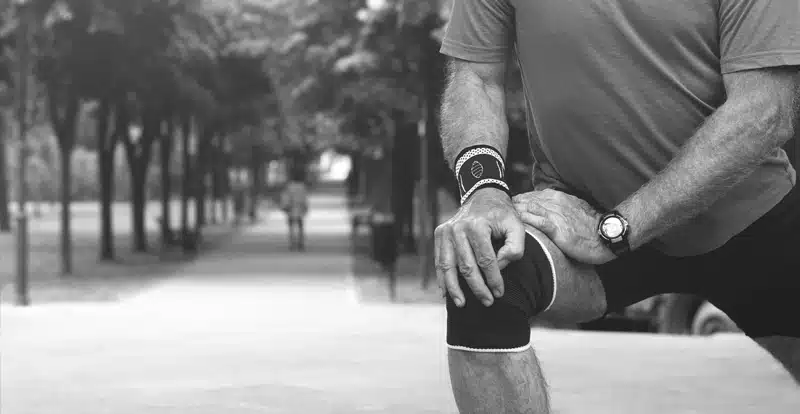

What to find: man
left=434, top=0, right=800, bottom=413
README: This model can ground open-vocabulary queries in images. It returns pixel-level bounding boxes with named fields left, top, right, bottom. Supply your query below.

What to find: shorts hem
left=446, top=343, right=532, bottom=353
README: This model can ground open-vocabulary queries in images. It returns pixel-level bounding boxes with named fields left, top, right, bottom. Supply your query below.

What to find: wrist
left=469, top=186, right=512, bottom=201
left=597, top=210, right=631, bottom=257
left=455, top=145, right=511, bottom=205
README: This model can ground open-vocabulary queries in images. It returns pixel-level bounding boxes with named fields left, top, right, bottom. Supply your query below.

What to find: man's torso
left=511, top=0, right=796, bottom=256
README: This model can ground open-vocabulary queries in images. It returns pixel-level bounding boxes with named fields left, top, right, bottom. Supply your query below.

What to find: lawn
left=0, top=200, right=239, bottom=304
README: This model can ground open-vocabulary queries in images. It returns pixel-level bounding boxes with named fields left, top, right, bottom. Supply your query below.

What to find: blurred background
left=1, top=0, right=798, bottom=413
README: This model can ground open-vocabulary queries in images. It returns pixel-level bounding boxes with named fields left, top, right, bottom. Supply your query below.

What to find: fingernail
left=454, top=297, right=463, bottom=307
left=493, top=289, right=503, bottom=297
left=482, top=298, right=493, bottom=307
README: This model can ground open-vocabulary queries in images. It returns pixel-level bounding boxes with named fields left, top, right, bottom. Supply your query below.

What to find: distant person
left=370, top=210, right=399, bottom=301
left=280, top=173, right=310, bottom=251
left=233, top=186, right=246, bottom=226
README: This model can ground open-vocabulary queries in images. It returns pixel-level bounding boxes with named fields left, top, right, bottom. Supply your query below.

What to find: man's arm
left=441, top=58, right=510, bottom=164
left=439, top=58, right=552, bottom=414
left=438, top=57, right=523, bottom=305
left=618, top=68, right=799, bottom=250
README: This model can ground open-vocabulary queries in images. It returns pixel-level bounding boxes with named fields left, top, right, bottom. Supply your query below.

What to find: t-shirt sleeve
left=440, top=0, right=514, bottom=63
left=719, top=0, right=800, bottom=74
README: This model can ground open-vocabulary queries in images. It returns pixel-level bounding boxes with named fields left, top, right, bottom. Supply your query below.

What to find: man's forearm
left=441, top=59, right=510, bottom=168
left=617, top=73, right=798, bottom=250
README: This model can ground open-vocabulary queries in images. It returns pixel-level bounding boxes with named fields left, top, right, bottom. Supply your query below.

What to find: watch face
left=601, top=217, right=624, bottom=239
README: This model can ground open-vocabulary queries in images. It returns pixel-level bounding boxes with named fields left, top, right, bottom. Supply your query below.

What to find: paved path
left=2, top=193, right=799, bottom=413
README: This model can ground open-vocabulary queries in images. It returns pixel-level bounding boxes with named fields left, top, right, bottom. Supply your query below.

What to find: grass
left=0, top=201, right=242, bottom=304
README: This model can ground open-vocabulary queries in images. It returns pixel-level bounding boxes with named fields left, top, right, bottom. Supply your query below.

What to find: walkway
left=2, top=192, right=799, bottom=413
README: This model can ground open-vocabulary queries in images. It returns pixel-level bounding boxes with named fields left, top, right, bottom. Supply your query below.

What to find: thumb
left=495, top=216, right=525, bottom=269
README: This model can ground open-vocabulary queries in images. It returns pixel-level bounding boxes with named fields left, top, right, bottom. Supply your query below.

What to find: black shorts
left=597, top=184, right=800, bottom=338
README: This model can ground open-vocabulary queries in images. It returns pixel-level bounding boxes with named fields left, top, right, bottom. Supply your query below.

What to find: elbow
left=772, top=102, right=796, bottom=145
left=767, top=90, right=798, bottom=145
left=774, top=117, right=795, bottom=149
left=746, top=100, right=796, bottom=148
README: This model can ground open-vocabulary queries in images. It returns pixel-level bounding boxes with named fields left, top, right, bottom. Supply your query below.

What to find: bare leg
left=449, top=348, right=550, bottom=414
left=298, top=218, right=305, bottom=251
left=447, top=227, right=608, bottom=413
left=288, top=218, right=296, bottom=250
left=755, top=336, right=800, bottom=385
left=527, top=226, right=607, bottom=325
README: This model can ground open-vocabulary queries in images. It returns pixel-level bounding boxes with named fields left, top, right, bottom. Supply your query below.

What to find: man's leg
left=698, top=184, right=800, bottom=386
left=446, top=227, right=608, bottom=414
left=288, top=217, right=297, bottom=250
left=298, top=218, right=305, bottom=251
left=707, top=288, right=800, bottom=386
left=448, top=348, right=549, bottom=414
left=755, top=337, right=800, bottom=384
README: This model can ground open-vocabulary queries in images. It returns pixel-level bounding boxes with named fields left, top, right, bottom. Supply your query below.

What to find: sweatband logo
left=454, top=145, right=510, bottom=204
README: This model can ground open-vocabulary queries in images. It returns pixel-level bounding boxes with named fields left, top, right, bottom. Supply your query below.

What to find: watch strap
left=600, top=210, right=630, bottom=257
left=609, top=236, right=630, bottom=257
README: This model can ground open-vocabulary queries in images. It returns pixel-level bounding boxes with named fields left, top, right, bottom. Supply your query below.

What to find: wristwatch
left=597, top=210, right=630, bottom=257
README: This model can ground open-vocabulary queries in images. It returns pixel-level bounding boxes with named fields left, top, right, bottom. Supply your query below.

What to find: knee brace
left=446, top=231, right=557, bottom=352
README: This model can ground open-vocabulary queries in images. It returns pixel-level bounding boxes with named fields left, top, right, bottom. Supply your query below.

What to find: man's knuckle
left=476, top=255, right=496, bottom=268
left=457, top=263, right=475, bottom=275
left=471, top=216, right=491, bottom=229
left=452, top=221, right=468, bottom=234
left=435, top=260, right=453, bottom=272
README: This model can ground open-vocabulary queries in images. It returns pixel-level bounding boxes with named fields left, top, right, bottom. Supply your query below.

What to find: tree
left=0, top=2, right=18, bottom=232
left=20, top=0, right=89, bottom=274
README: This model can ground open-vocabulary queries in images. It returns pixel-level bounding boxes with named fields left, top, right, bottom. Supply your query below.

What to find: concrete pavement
left=2, top=193, right=799, bottom=413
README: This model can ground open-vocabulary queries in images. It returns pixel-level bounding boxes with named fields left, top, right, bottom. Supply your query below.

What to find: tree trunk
left=99, top=150, right=114, bottom=260
left=160, top=118, right=174, bottom=245
left=98, top=101, right=115, bottom=261
left=207, top=136, right=218, bottom=225
left=221, top=150, right=230, bottom=222
left=130, top=164, right=148, bottom=252
left=122, top=109, right=155, bottom=253
left=194, top=132, right=210, bottom=230
left=0, top=112, right=11, bottom=232
left=420, top=27, right=445, bottom=288
left=248, top=149, right=261, bottom=222
left=49, top=86, right=80, bottom=276
left=60, top=146, right=73, bottom=274
left=392, top=121, right=417, bottom=254
left=181, top=116, right=192, bottom=253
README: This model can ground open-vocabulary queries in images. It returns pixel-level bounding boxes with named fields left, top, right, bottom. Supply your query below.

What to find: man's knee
left=524, top=227, right=607, bottom=325
left=755, top=336, right=800, bottom=384
left=446, top=232, right=559, bottom=352
left=446, top=229, right=609, bottom=352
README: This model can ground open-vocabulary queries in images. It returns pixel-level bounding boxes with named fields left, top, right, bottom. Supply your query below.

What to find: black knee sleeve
left=446, top=231, right=556, bottom=352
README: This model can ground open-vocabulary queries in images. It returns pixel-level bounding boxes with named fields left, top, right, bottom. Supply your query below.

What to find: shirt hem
left=440, top=39, right=509, bottom=63
left=721, top=51, right=800, bottom=74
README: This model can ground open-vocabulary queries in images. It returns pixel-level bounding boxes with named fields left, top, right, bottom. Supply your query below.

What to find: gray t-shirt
left=441, top=0, right=799, bottom=256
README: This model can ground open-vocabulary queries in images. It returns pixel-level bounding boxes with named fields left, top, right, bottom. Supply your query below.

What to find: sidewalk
left=2, top=191, right=799, bottom=414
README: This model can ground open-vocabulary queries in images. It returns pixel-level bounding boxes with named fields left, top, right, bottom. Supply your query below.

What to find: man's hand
left=513, top=189, right=615, bottom=265
left=435, top=188, right=526, bottom=308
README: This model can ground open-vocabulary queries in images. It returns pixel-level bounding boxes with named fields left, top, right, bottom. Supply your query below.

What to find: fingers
left=435, top=226, right=464, bottom=306
left=518, top=211, right=557, bottom=238
left=453, top=226, right=494, bottom=307
left=514, top=199, right=548, bottom=216
left=467, top=224, right=504, bottom=298
left=496, top=215, right=525, bottom=270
